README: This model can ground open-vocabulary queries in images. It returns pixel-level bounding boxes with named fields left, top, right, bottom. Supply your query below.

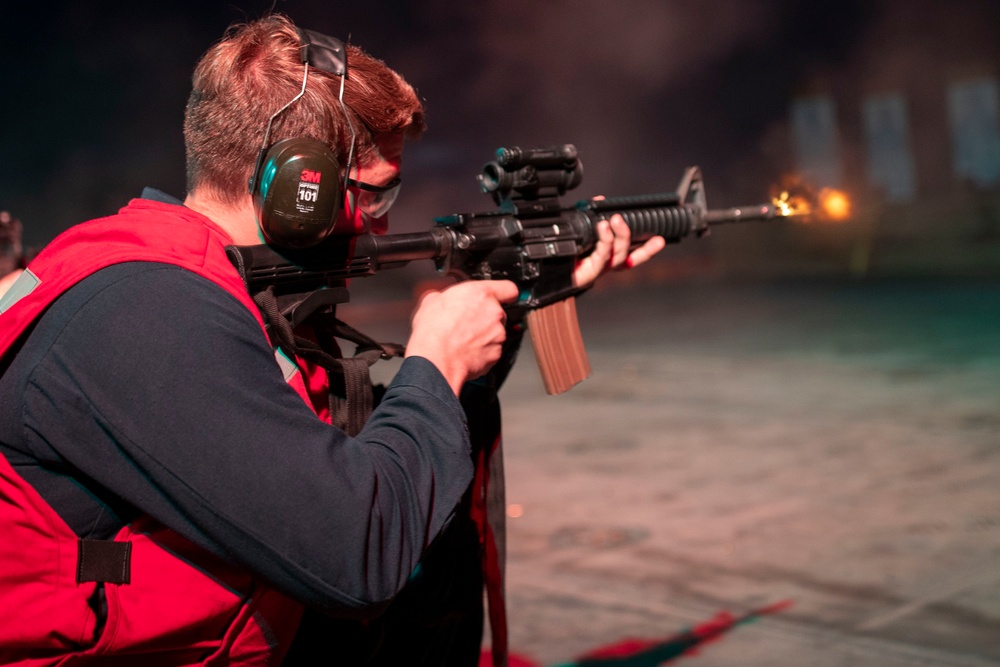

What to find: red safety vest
left=0, top=198, right=322, bottom=666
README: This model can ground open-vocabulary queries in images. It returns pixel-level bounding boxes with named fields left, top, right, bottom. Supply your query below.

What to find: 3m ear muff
left=248, top=28, right=355, bottom=249
left=250, top=137, right=343, bottom=248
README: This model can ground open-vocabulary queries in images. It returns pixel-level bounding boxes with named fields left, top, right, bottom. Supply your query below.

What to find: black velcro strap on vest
left=252, top=286, right=404, bottom=436
left=77, top=539, right=131, bottom=584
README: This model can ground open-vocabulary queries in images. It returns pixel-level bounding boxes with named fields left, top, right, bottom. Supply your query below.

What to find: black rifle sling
left=252, top=286, right=404, bottom=436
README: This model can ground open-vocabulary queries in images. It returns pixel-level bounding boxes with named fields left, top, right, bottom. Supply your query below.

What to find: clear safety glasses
left=346, top=176, right=401, bottom=219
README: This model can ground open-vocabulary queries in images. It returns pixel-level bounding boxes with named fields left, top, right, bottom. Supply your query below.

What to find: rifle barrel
left=704, top=203, right=780, bottom=225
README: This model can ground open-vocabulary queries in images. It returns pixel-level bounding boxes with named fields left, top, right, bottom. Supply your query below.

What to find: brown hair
left=183, top=14, right=425, bottom=203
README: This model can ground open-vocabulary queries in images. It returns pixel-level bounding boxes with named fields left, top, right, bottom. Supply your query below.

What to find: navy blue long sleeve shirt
left=0, top=261, right=474, bottom=615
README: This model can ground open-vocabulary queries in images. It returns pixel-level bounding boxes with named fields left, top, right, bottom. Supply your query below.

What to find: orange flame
left=770, top=175, right=851, bottom=223
left=817, top=187, right=851, bottom=220
left=772, top=190, right=812, bottom=218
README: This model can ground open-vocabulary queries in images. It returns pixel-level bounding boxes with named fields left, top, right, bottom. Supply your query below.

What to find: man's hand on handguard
left=572, top=213, right=666, bottom=287
left=406, top=280, right=520, bottom=395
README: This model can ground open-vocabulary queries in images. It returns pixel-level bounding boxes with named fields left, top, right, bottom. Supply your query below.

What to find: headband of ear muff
left=249, top=29, right=351, bottom=249
left=298, top=28, right=347, bottom=76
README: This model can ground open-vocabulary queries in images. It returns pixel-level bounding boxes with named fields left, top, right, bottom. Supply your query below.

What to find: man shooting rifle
left=0, top=15, right=662, bottom=666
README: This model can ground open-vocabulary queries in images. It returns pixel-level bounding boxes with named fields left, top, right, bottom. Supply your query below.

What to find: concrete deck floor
left=348, top=278, right=1000, bottom=666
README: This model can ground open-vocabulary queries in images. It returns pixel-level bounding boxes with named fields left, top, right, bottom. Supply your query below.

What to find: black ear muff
left=247, top=28, right=353, bottom=249
left=251, top=137, right=342, bottom=249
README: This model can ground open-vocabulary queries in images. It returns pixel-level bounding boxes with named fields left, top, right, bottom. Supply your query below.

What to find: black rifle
left=227, top=144, right=790, bottom=393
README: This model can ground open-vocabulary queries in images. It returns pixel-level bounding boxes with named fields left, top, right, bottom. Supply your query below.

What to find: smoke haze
left=2, top=0, right=998, bottom=262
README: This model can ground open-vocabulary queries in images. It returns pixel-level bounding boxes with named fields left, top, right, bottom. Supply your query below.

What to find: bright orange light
left=506, top=503, right=524, bottom=518
left=770, top=175, right=852, bottom=223
left=818, top=188, right=851, bottom=221
left=772, top=190, right=812, bottom=218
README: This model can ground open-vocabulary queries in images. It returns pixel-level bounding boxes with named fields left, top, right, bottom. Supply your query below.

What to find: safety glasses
left=346, top=176, right=401, bottom=219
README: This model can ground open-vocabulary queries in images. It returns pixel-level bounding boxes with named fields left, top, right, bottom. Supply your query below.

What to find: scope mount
left=477, top=144, right=584, bottom=206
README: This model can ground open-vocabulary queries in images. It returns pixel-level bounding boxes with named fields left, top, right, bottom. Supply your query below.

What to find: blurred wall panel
left=791, top=95, right=842, bottom=187
left=948, top=77, right=1000, bottom=187
left=863, top=93, right=916, bottom=202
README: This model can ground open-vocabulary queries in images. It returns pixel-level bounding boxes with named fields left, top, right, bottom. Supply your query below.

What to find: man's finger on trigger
left=486, top=279, right=520, bottom=302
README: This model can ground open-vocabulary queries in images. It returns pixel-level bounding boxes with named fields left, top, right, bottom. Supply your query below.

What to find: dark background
left=4, top=7, right=998, bottom=663
left=3, top=0, right=1000, bottom=272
